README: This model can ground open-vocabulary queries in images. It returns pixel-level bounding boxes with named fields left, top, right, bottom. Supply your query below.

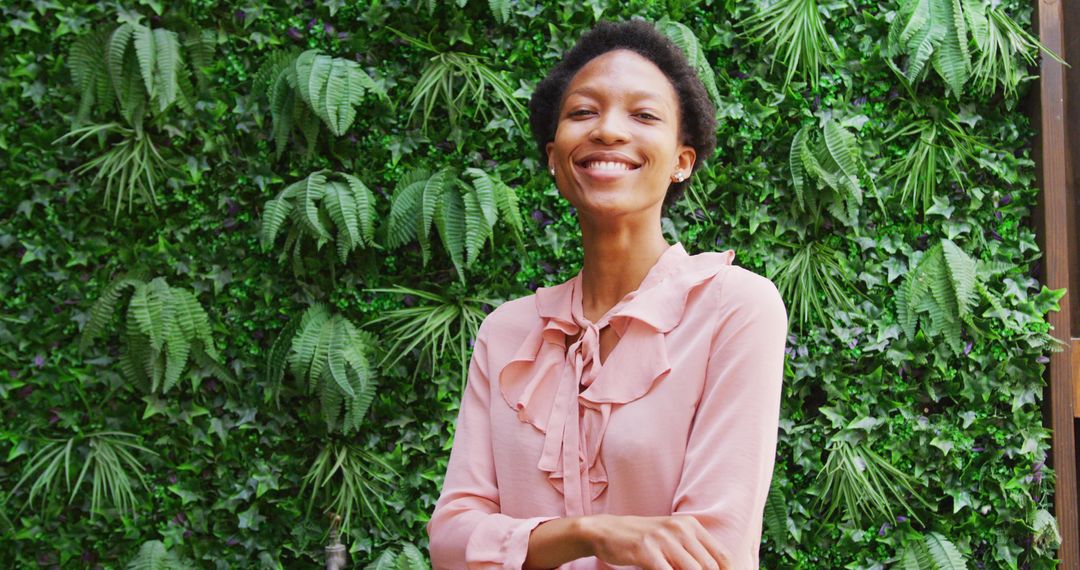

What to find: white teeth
left=584, top=161, right=634, bottom=171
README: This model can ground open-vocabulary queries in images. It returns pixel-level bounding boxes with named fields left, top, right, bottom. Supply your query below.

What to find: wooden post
left=1033, top=0, right=1079, bottom=564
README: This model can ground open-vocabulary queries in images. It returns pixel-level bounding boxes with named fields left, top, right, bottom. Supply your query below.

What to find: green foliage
left=738, top=0, right=841, bottom=88
left=898, top=532, right=969, bottom=569
left=789, top=118, right=874, bottom=227
left=367, top=285, right=494, bottom=385
left=261, top=169, right=377, bottom=266
left=366, top=544, right=430, bottom=570
left=127, top=540, right=192, bottom=570
left=817, top=440, right=930, bottom=526
left=254, top=48, right=387, bottom=158
left=655, top=20, right=722, bottom=108
left=56, top=122, right=170, bottom=221
left=387, top=167, right=524, bottom=279
left=81, top=275, right=228, bottom=393
left=883, top=116, right=981, bottom=211
left=273, top=305, right=379, bottom=434
left=393, top=30, right=526, bottom=139
left=771, top=239, right=854, bottom=328
left=886, top=0, right=972, bottom=97
left=966, top=0, right=1068, bottom=100
left=896, top=238, right=978, bottom=353
left=302, top=442, right=396, bottom=532
left=12, top=432, right=155, bottom=519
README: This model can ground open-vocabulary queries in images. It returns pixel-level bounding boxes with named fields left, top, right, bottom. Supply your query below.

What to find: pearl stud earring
left=674, top=172, right=685, bottom=182
left=549, top=167, right=555, bottom=176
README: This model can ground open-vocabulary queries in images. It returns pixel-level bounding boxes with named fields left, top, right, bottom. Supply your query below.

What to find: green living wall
left=0, top=0, right=1068, bottom=567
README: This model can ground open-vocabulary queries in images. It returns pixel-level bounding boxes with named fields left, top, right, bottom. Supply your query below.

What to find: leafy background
left=0, top=0, right=1067, bottom=568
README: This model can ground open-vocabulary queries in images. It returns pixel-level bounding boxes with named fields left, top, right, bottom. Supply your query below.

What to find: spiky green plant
left=386, top=167, right=524, bottom=280
left=12, top=432, right=155, bottom=519
left=897, top=532, right=969, bottom=569
left=885, top=0, right=971, bottom=97
left=656, top=19, right=722, bottom=108
left=771, top=239, right=853, bottom=328
left=738, top=0, right=841, bottom=89
left=965, top=0, right=1068, bottom=100
left=266, top=305, right=378, bottom=434
left=390, top=29, right=526, bottom=136
left=56, top=122, right=170, bottom=221
left=80, top=275, right=229, bottom=393
left=127, top=540, right=192, bottom=570
left=260, top=170, right=377, bottom=267
left=817, top=440, right=930, bottom=525
left=366, top=544, right=430, bottom=570
left=789, top=118, right=876, bottom=227
left=896, top=238, right=980, bottom=353
left=883, top=117, right=982, bottom=212
left=301, top=442, right=395, bottom=532
left=366, top=285, right=495, bottom=384
left=252, top=49, right=387, bottom=158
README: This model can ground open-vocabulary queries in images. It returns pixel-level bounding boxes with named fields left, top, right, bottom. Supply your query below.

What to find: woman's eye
left=637, top=112, right=659, bottom=120
left=569, top=109, right=594, bottom=117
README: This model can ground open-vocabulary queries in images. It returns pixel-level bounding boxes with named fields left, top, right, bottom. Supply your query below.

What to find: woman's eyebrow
left=564, top=86, right=668, bottom=103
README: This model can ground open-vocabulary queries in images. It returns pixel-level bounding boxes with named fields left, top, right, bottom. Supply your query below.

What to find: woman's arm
left=668, top=267, right=788, bottom=568
left=427, top=333, right=557, bottom=570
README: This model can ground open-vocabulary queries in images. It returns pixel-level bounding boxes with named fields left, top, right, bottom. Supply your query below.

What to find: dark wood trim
left=1034, top=0, right=1079, bottom=564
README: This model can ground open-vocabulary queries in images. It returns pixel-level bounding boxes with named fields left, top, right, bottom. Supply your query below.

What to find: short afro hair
left=528, top=19, right=717, bottom=206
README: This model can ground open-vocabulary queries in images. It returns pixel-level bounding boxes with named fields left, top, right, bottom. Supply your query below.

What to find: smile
left=582, top=161, right=639, bottom=171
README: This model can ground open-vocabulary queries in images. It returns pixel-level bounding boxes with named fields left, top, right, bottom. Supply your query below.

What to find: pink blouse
left=427, top=242, right=788, bottom=570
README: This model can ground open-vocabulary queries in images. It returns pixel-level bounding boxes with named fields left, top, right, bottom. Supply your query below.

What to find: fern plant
left=965, top=0, right=1068, bottom=101
left=260, top=170, right=377, bottom=267
left=391, top=29, right=526, bottom=138
left=885, top=0, right=972, bottom=97
left=770, top=239, right=854, bottom=328
left=366, top=543, right=430, bottom=570
left=897, top=532, right=969, bottom=569
left=266, top=305, right=378, bottom=434
left=817, top=440, right=930, bottom=525
left=63, top=23, right=207, bottom=220
left=127, top=540, right=192, bottom=570
left=656, top=20, right=722, bottom=109
left=253, top=48, right=387, bottom=158
left=896, top=238, right=981, bottom=353
left=12, top=431, right=155, bottom=519
left=738, top=0, right=842, bottom=89
left=789, top=118, right=876, bottom=228
left=883, top=116, right=982, bottom=212
left=367, top=285, right=495, bottom=384
left=301, top=442, right=395, bottom=532
left=386, top=167, right=524, bottom=280
left=80, top=274, right=230, bottom=393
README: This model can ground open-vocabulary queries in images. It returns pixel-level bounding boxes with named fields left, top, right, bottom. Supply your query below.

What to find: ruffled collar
left=496, top=242, right=735, bottom=516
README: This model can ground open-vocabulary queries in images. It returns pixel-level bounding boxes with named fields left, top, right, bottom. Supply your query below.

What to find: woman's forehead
left=562, top=50, right=677, bottom=105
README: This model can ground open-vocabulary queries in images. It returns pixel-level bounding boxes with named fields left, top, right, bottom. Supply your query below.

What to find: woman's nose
left=589, top=113, right=630, bottom=145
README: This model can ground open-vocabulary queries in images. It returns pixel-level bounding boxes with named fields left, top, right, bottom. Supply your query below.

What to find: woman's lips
left=573, top=160, right=641, bottom=182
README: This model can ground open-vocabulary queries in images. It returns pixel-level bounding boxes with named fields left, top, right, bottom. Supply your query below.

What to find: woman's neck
left=578, top=219, right=670, bottom=323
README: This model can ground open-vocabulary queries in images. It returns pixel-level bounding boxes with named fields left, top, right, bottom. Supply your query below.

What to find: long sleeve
left=427, top=331, right=558, bottom=570
left=670, top=268, right=788, bottom=569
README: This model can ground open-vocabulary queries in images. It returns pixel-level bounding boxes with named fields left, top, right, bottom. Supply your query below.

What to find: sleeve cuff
left=466, top=514, right=560, bottom=570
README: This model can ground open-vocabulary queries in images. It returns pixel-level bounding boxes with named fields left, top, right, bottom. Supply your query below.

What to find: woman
left=427, top=20, right=787, bottom=570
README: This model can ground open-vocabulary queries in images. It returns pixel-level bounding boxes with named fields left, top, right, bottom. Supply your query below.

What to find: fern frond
left=656, top=20, right=723, bottom=108
left=151, top=28, right=181, bottom=111
left=437, top=185, right=467, bottom=279
left=387, top=168, right=429, bottom=248
left=127, top=539, right=189, bottom=570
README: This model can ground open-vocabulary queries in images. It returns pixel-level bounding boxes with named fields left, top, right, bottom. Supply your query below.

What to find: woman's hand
left=582, top=514, right=729, bottom=570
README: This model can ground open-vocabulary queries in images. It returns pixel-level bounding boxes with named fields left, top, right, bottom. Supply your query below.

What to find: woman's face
left=546, top=49, right=696, bottom=220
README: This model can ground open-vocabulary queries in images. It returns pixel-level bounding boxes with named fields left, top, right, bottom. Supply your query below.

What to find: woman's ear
left=545, top=141, right=555, bottom=171
left=676, top=144, right=696, bottom=176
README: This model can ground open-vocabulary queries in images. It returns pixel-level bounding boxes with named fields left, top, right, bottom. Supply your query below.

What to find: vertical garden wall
left=0, top=0, right=1067, bottom=567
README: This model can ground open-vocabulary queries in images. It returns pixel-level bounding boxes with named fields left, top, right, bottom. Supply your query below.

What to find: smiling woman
left=426, top=20, right=787, bottom=570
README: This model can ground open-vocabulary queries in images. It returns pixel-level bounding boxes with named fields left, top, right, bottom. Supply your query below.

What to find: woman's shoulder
left=476, top=291, right=546, bottom=343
